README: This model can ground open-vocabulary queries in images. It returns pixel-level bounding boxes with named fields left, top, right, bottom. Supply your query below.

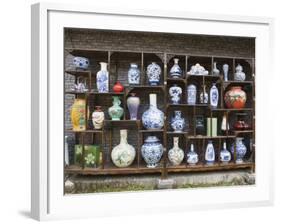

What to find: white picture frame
left=31, top=2, right=275, bottom=221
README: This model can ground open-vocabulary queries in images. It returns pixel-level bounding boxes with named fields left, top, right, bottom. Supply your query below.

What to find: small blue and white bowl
left=73, top=57, right=89, bottom=70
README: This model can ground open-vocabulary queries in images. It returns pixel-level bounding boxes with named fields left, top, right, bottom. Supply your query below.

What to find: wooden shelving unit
left=64, top=49, right=255, bottom=177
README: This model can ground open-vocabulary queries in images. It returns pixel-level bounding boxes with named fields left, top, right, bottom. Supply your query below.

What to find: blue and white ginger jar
left=141, top=136, right=164, bottom=168
left=169, top=84, right=182, bottom=104
left=171, top=110, right=186, bottom=132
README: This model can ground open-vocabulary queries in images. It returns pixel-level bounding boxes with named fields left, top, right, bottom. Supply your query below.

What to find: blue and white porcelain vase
left=127, top=93, right=140, bottom=120
left=73, top=56, right=89, bottom=70
left=187, top=143, right=199, bottom=165
left=146, top=62, right=161, bottom=86
left=128, top=63, right=140, bottom=85
left=187, top=84, right=197, bottom=105
left=169, top=58, right=182, bottom=78
left=205, top=140, right=215, bottom=165
left=96, top=62, right=109, bottom=93
left=231, top=137, right=247, bottom=163
left=210, top=83, right=219, bottom=108
left=141, top=136, right=163, bottom=168
left=171, top=110, right=186, bottom=132
left=142, top=94, right=164, bottom=130
left=220, top=141, right=231, bottom=163
left=168, top=137, right=184, bottom=166
left=111, top=129, right=136, bottom=168
left=169, top=84, right=182, bottom=104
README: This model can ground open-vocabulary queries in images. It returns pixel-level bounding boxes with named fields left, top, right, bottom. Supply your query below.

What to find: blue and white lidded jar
left=128, top=63, right=140, bottom=85
left=231, top=137, right=247, bottom=163
left=146, top=62, right=161, bottom=86
left=169, top=84, right=182, bottom=104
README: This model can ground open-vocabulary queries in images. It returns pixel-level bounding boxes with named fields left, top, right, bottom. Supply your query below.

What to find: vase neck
left=100, top=62, right=107, bottom=71
left=120, top=129, right=128, bottom=144
left=223, top=141, right=227, bottom=150
left=190, top=143, right=194, bottom=152
left=149, top=94, right=157, bottom=108
left=173, top=137, right=179, bottom=148
left=173, top=58, right=179, bottom=65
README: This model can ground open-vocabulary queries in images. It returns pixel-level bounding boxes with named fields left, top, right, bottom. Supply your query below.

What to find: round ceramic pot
left=231, top=138, right=247, bottom=163
left=224, top=86, right=247, bottom=109
left=169, top=84, right=182, bottom=104
left=108, top=96, right=124, bottom=120
left=73, top=57, right=89, bottom=70
left=146, top=62, right=161, bottom=86
left=128, top=63, right=140, bottom=84
left=91, top=106, right=104, bottom=129
left=141, top=136, right=163, bottom=168
left=127, top=93, right=140, bottom=120
left=111, top=130, right=136, bottom=168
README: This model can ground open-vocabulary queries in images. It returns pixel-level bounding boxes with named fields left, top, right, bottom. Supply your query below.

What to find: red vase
left=224, top=86, right=247, bottom=109
left=113, top=81, right=124, bottom=93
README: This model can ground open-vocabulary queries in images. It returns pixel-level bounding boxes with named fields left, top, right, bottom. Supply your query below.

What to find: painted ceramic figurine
left=234, top=64, right=246, bottom=81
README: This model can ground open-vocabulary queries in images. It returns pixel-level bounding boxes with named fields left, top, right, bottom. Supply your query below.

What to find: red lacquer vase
left=224, top=86, right=247, bottom=109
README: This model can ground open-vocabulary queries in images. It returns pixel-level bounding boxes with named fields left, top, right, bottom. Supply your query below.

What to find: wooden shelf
left=223, top=81, right=254, bottom=85
left=65, top=91, right=88, bottom=95
left=186, top=74, right=221, bottom=79
left=166, top=131, right=188, bottom=135
left=187, top=135, right=236, bottom=139
left=232, top=130, right=254, bottom=134
left=127, top=85, right=165, bottom=89
left=166, top=77, right=186, bottom=83
left=65, top=70, right=91, bottom=76
left=65, top=129, right=103, bottom=133
left=210, top=108, right=253, bottom=111
left=88, top=92, right=124, bottom=95
left=167, top=103, right=209, bottom=108
left=139, top=129, right=164, bottom=133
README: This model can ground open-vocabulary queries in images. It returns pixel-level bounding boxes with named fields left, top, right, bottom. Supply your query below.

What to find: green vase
left=108, top=96, right=124, bottom=120
left=74, top=145, right=101, bottom=168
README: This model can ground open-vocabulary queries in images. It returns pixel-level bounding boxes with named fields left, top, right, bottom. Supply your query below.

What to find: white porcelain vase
left=168, top=137, right=184, bottom=166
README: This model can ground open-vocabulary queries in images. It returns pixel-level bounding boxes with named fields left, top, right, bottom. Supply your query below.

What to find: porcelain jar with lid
left=146, top=62, right=161, bottom=86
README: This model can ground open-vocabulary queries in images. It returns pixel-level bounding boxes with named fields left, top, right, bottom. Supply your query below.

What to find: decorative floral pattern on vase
left=187, top=84, right=197, bottom=105
left=128, top=63, right=140, bottom=85
left=127, top=93, right=140, bottom=120
left=187, top=63, right=209, bottom=76
left=169, top=58, right=182, bottom=78
left=141, top=136, right=163, bottom=168
left=220, top=141, right=231, bottom=163
left=231, top=137, right=247, bottom=164
left=212, top=62, right=220, bottom=76
left=187, top=143, right=199, bottom=165
left=169, top=84, right=182, bottom=104
left=73, top=56, right=89, bottom=70
left=200, top=85, right=208, bottom=104
left=168, top=137, right=184, bottom=166
left=146, top=62, right=161, bottom=86
left=142, top=94, right=164, bottom=130
left=205, top=140, right=215, bottom=165
left=71, top=99, right=86, bottom=131
left=171, top=110, right=186, bottom=132
left=234, top=64, right=246, bottom=81
left=210, top=83, right=219, bottom=108
left=92, top=106, right=104, bottom=129
left=96, top=62, right=109, bottom=93
left=224, top=86, right=247, bottom=109
left=108, top=96, right=124, bottom=120
left=223, top=64, right=229, bottom=81
left=111, top=130, right=136, bottom=168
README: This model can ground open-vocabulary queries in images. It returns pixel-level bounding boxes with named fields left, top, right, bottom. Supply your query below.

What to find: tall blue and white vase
left=171, top=110, right=186, bottom=132
left=231, top=137, right=247, bottom=163
left=96, top=62, right=109, bottom=93
left=141, top=136, right=164, bottom=168
left=128, top=63, right=140, bottom=85
left=205, top=140, right=215, bottom=165
left=210, top=83, right=219, bottom=108
left=220, top=141, right=231, bottom=163
left=169, top=58, right=182, bottom=78
left=187, top=84, right=197, bottom=105
left=142, top=94, right=164, bottom=130
left=146, top=62, right=161, bottom=86
left=169, top=84, right=182, bottom=104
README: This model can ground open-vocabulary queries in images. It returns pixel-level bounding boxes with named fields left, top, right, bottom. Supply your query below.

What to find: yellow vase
left=71, top=99, right=86, bottom=131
